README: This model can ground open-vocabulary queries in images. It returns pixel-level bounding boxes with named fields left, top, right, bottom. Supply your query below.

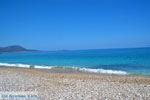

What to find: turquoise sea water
left=0, top=48, right=150, bottom=75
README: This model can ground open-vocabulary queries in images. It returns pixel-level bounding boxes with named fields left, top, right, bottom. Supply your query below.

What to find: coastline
left=1, top=62, right=150, bottom=76
left=0, top=66, right=150, bottom=99
left=0, top=62, right=129, bottom=75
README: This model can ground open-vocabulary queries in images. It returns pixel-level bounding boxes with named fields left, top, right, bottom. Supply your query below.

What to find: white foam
left=79, top=68, right=128, bottom=75
left=0, top=63, right=30, bottom=68
left=34, top=65, right=52, bottom=69
left=0, top=62, right=52, bottom=69
left=0, top=62, right=128, bottom=75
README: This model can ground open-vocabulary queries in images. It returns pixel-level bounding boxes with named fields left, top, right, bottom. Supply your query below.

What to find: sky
left=0, top=0, right=150, bottom=50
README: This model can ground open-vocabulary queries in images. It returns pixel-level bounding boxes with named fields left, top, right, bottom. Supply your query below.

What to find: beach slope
left=0, top=67, right=150, bottom=100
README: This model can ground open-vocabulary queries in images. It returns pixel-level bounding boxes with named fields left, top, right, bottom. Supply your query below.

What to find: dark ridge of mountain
left=0, top=45, right=38, bottom=52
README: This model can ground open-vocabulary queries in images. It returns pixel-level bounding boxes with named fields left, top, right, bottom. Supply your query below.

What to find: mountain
left=0, top=45, right=38, bottom=52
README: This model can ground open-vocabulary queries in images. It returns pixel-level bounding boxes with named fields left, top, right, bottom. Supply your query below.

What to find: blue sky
left=0, top=0, right=150, bottom=50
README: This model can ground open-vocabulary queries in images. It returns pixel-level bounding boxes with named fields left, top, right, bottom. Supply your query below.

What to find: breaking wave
left=0, top=62, right=128, bottom=75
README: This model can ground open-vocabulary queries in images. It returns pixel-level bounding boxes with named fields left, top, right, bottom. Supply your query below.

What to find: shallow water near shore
left=0, top=47, right=150, bottom=75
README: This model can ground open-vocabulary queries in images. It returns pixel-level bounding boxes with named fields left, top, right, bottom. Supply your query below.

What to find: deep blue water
left=0, top=48, right=150, bottom=75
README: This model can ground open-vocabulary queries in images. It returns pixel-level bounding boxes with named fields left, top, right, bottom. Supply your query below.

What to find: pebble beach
left=0, top=67, right=150, bottom=100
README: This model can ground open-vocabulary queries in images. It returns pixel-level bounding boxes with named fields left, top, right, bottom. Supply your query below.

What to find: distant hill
left=0, top=45, right=38, bottom=52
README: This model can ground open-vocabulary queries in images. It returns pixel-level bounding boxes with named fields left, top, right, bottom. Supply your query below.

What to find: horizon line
left=46, top=46, right=150, bottom=52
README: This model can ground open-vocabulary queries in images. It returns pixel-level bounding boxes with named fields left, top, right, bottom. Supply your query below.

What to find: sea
left=0, top=47, right=150, bottom=75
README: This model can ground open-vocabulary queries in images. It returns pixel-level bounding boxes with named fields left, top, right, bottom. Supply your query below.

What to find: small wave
left=79, top=68, right=128, bottom=75
left=34, top=65, right=52, bottom=69
left=0, top=63, right=52, bottom=69
left=0, top=62, right=128, bottom=75
left=0, top=63, right=30, bottom=68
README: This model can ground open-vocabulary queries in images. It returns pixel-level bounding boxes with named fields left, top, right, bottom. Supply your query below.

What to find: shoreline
left=0, top=62, right=130, bottom=75
left=1, top=64, right=150, bottom=77
left=0, top=66, right=150, bottom=83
